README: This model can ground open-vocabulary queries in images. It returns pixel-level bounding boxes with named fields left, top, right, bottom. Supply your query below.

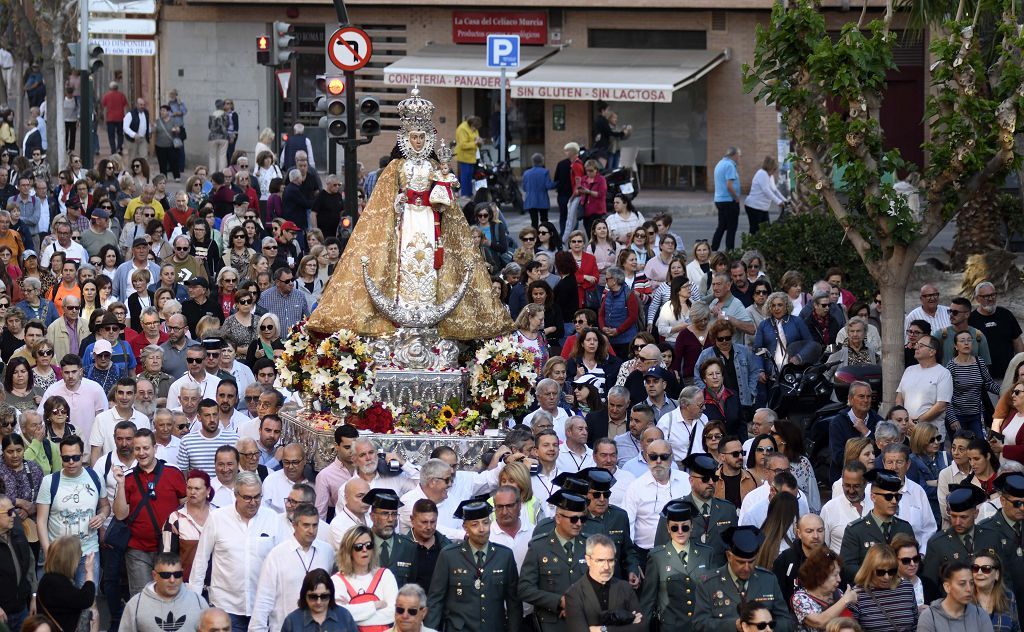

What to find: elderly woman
left=825, top=316, right=880, bottom=381
left=247, top=312, right=284, bottom=365
left=753, top=291, right=816, bottom=371
left=15, top=276, right=58, bottom=326
left=0, top=434, right=44, bottom=522
left=946, top=329, right=1000, bottom=439
left=694, top=319, right=764, bottom=433
left=791, top=547, right=858, bottom=632
left=139, top=345, right=173, bottom=407
left=21, top=412, right=59, bottom=475
left=848, top=544, right=919, bottom=632
left=282, top=569, right=358, bottom=632
left=671, top=300, right=711, bottom=383
left=600, top=265, right=642, bottom=359
left=511, top=303, right=548, bottom=375
left=513, top=227, right=538, bottom=267
left=836, top=302, right=882, bottom=349
left=332, top=525, right=398, bottom=630
left=223, top=288, right=259, bottom=349
left=214, top=266, right=241, bottom=318
left=803, top=289, right=844, bottom=348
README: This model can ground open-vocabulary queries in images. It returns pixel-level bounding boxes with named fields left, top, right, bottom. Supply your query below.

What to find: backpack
left=49, top=465, right=103, bottom=501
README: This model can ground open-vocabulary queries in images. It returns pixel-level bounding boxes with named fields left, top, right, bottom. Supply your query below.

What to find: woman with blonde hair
left=908, top=423, right=948, bottom=523
left=510, top=303, right=547, bottom=374
left=497, top=460, right=541, bottom=525
left=332, top=525, right=397, bottom=631
left=542, top=356, right=572, bottom=408
left=247, top=312, right=284, bottom=365
left=36, top=536, right=97, bottom=632
left=848, top=544, right=919, bottom=632
left=972, top=549, right=1017, bottom=632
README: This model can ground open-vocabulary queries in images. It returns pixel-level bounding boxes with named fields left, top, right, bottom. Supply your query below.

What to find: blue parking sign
left=487, top=34, right=520, bottom=68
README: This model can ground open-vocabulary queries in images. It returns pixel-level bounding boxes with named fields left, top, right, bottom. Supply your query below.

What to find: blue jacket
left=14, top=299, right=59, bottom=327
left=522, top=166, right=556, bottom=210
left=752, top=315, right=816, bottom=363
left=280, top=606, right=357, bottom=632
left=827, top=406, right=882, bottom=481
left=693, top=344, right=763, bottom=407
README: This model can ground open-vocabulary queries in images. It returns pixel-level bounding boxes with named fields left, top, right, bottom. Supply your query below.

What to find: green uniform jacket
left=533, top=506, right=641, bottom=578
left=380, top=533, right=419, bottom=588
left=639, top=540, right=716, bottom=630
left=693, top=565, right=795, bottom=632
left=921, top=525, right=998, bottom=597
left=653, top=495, right=737, bottom=561
left=425, top=540, right=522, bottom=632
left=518, top=531, right=589, bottom=632
left=839, top=514, right=914, bottom=585
left=978, top=510, right=1024, bottom=623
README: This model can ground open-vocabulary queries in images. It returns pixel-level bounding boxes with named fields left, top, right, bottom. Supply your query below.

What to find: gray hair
left=353, top=437, right=376, bottom=454
left=140, top=306, right=160, bottom=321
left=22, top=276, right=40, bottom=292
left=712, top=271, right=731, bottom=286
left=179, top=383, right=202, bottom=397
left=846, top=316, right=868, bottom=333
left=261, top=236, right=278, bottom=249
left=974, top=281, right=996, bottom=298
left=62, top=293, right=81, bottom=307
left=495, top=485, right=522, bottom=503
left=605, top=266, right=625, bottom=284
left=811, top=289, right=831, bottom=303
left=741, top=250, right=765, bottom=270
left=585, top=533, right=616, bottom=555
left=140, top=344, right=164, bottom=362
left=236, top=437, right=258, bottom=452
left=765, top=292, right=791, bottom=315
left=679, top=385, right=704, bottom=406
left=689, top=301, right=711, bottom=322
left=874, top=421, right=899, bottom=441
left=881, top=442, right=911, bottom=460
left=724, top=146, right=740, bottom=158
left=292, top=482, right=316, bottom=504
left=288, top=169, right=302, bottom=184
left=420, top=458, right=451, bottom=482
left=607, top=385, right=630, bottom=401
left=235, top=470, right=262, bottom=490
left=530, top=411, right=553, bottom=426
left=258, top=312, right=281, bottom=334
left=293, top=123, right=305, bottom=135
left=397, top=583, right=427, bottom=608
left=565, top=416, right=586, bottom=432
left=500, top=262, right=521, bottom=279
left=755, top=408, right=779, bottom=425
left=536, top=378, right=560, bottom=394
left=325, top=174, right=340, bottom=185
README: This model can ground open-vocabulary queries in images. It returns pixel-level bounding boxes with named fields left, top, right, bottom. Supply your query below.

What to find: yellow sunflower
left=439, top=406, right=457, bottom=423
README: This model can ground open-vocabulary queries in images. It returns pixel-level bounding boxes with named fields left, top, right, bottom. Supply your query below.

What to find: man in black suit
left=563, top=533, right=645, bottom=632
left=586, top=386, right=630, bottom=448
left=827, top=381, right=882, bottom=481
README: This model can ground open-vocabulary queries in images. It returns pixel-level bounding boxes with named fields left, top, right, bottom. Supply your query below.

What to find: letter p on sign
left=486, top=34, right=520, bottom=69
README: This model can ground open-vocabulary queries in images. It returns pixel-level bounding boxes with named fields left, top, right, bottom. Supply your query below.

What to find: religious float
left=278, top=88, right=531, bottom=469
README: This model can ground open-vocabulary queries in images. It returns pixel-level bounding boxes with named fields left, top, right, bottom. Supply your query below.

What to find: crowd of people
left=0, top=80, right=1023, bottom=632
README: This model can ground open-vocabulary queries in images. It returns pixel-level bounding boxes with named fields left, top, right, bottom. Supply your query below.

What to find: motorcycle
left=806, top=362, right=883, bottom=486
left=759, top=343, right=837, bottom=432
left=474, top=148, right=524, bottom=214
left=604, top=165, right=639, bottom=212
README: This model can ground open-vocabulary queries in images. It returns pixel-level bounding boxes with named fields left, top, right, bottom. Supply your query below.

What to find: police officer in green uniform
left=654, top=454, right=735, bottom=564
left=425, top=497, right=522, bottom=632
left=364, top=488, right=419, bottom=588
left=839, top=469, right=915, bottom=585
left=976, top=472, right=1024, bottom=623
left=534, top=469, right=642, bottom=583
left=921, top=484, right=993, bottom=597
left=640, top=500, right=716, bottom=631
left=693, top=525, right=794, bottom=632
left=519, top=490, right=590, bottom=632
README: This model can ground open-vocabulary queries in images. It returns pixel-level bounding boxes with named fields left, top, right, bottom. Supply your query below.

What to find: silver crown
left=435, top=139, right=453, bottom=163
left=397, top=87, right=435, bottom=130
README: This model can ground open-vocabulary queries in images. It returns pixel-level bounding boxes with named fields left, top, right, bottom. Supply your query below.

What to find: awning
left=510, top=48, right=729, bottom=103
left=384, top=44, right=557, bottom=90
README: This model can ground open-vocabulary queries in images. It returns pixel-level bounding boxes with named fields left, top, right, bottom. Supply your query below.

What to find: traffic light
left=69, top=43, right=104, bottom=72
left=87, top=44, right=104, bottom=73
left=316, top=74, right=348, bottom=140
left=358, top=96, right=381, bottom=137
left=256, top=35, right=271, bottom=65
left=271, top=21, right=295, bottom=65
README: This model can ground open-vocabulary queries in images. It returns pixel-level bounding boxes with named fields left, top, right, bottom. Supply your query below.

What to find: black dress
left=36, top=573, right=95, bottom=632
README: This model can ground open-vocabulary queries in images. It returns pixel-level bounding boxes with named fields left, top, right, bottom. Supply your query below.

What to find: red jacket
left=573, top=251, right=599, bottom=305
left=127, top=328, right=169, bottom=366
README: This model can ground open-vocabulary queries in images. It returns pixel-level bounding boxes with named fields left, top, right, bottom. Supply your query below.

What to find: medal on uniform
left=475, top=578, right=482, bottom=590
left=457, top=589, right=463, bottom=596
left=701, top=534, right=708, bottom=543
left=1018, top=547, right=1022, bottom=557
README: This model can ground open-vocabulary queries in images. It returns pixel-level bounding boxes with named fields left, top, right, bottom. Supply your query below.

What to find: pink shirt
left=313, top=459, right=354, bottom=519
left=38, top=377, right=109, bottom=443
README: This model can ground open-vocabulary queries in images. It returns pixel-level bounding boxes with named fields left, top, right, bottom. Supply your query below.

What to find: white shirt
left=211, top=480, right=234, bottom=508
left=261, top=470, right=308, bottom=513
left=98, top=451, right=137, bottom=528
left=327, top=507, right=370, bottom=550
left=489, top=520, right=534, bottom=571
left=738, top=481, right=811, bottom=524
left=745, top=168, right=787, bottom=210
left=397, top=485, right=464, bottom=542
left=532, top=466, right=563, bottom=517
left=226, top=361, right=255, bottom=396
left=623, top=470, right=692, bottom=549
left=820, top=493, right=873, bottom=554
left=607, top=467, right=635, bottom=509
left=249, top=536, right=334, bottom=632
left=237, top=417, right=260, bottom=442
left=904, top=305, right=951, bottom=341
left=657, top=411, right=708, bottom=464
left=167, top=372, right=222, bottom=408
left=217, top=410, right=251, bottom=434
left=555, top=444, right=596, bottom=473
left=40, top=240, right=88, bottom=269
left=272, top=512, right=331, bottom=547
left=524, top=407, right=570, bottom=441
left=188, top=504, right=279, bottom=616
left=899, top=479, right=937, bottom=554
left=937, top=464, right=972, bottom=530
left=154, top=435, right=182, bottom=467
left=88, top=407, right=152, bottom=455
left=896, top=363, right=953, bottom=440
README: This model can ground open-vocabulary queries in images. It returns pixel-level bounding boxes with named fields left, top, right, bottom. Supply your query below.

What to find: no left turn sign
left=328, top=26, right=372, bottom=71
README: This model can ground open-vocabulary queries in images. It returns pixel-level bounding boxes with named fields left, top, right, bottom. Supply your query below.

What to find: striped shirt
left=945, top=357, right=999, bottom=419
left=177, top=428, right=239, bottom=476
left=848, top=580, right=919, bottom=632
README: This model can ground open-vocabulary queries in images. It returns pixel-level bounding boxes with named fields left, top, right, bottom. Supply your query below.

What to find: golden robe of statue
left=305, top=159, right=514, bottom=340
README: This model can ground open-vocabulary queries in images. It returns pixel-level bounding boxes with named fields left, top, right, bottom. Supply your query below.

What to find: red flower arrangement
left=345, top=403, right=395, bottom=434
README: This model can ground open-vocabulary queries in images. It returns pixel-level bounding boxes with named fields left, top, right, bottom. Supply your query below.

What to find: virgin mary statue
left=306, top=88, right=514, bottom=341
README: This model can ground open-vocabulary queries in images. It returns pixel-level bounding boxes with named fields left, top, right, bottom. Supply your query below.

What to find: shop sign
left=511, top=84, right=674, bottom=103
left=384, top=72, right=503, bottom=89
left=452, top=11, right=547, bottom=46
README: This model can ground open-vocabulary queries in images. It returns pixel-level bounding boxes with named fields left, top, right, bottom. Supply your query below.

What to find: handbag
left=172, top=138, right=184, bottom=149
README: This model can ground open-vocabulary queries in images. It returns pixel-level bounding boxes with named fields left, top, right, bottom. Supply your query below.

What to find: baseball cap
left=233, top=193, right=249, bottom=206
left=92, top=339, right=114, bottom=355
left=279, top=220, right=301, bottom=232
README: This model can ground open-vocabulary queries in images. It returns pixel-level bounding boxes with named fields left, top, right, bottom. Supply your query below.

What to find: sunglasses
left=874, top=492, right=903, bottom=502
left=307, top=593, right=332, bottom=602
left=237, top=299, right=254, bottom=306
left=754, top=446, right=774, bottom=453
left=754, top=290, right=769, bottom=295
left=722, top=450, right=743, bottom=458
left=875, top=568, right=898, bottom=577
left=706, top=433, right=723, bottom=441
left=353, top=541, right=374, bottom=552
left=36, top=349, right=53, bottom=357
left=558, top=514, right=584, bottom=524
left=395, top=607, right=420, bottom=616
left=61, top=454, right=83, bottom=463
left=590, top=490, right=610, bottom=499
left=752, top=623, right=775, bottom=631
left=716, top=336, right=732, bottom=342
left=899, top=555, right=921, bottom=565
left=156, top=570, right=184, bottom=579
left=972, top=564, right=997, bottom=574
left=648, top=453, right=672, bottom=462
left=1009, top=500, right=1024, bottom=509
left=521, top=237, right=535, bottom=242
left=260, top=324, right=275, bottom=331
left=669, top=523, right=691, bottom=533
left=177, top=423, right=190, bottom=430
left=695, top=474, right=719, bottom=484
left=4, top=507, right=15, bottom=517
left=186, top=357, right=204, bottom=364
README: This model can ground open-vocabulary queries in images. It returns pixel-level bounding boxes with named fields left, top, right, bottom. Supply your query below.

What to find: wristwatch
left=601, top=627, right=608, bottom=632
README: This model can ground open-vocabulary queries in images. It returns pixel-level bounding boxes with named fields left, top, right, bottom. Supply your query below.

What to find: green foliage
left=739, top=212, right=875, bottom=300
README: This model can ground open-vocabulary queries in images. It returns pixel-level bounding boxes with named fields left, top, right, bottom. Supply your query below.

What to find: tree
left=743, top=0, right=1024, bottom=404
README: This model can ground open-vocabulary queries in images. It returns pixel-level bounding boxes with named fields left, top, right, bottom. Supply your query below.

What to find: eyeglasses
left=648, top=452, right=672, bottom=462
left=64, top=305, right=80, bottom=311
left=36, top=349, right=53, bottom=357
left=921, top=292, right=940, bottom=299
left=353, top=541, right=374, bottom=552
left=754, top=290, right=769, bottom=295
left=899, top=555, right=921, bottom=565
left=590, top=490, right=610, bottom=499
left=716, top=336, right=732, bottom=342
left=395, top=606, right=420, bottom=616
left=722, top=450, right=743, bottom=458
left=875, top=567, right=898, bottom=577
left=307, top=593, right=332, bottom=602
left=873, top=492, right=903, bottom=502
left=186, top=357, right=204, bottom=364
left=706, top=433, right=723, bottom=441
left=752, top=623, right=776, bottom=630
left=977, top=293, right=997, bottom=300
left=669, top=523, right=691, bottom=533
left=61, top=454, right=83, bottom=462
left=52, top=410, right=68, bottom=417
left=177, top=423, right=190, bottom=430
left=238, top=493, right=263, bottom=503
left=906, top=329, right=923, bottom=336
left=156, top=569, right=184, bottom=579
left=972, top=564, right=997, bottom=574
left=754, top=446, right=774, bottom=453
left=537, top=230, right=549, bottom=235
left=558, top=513, right=584, bottom=523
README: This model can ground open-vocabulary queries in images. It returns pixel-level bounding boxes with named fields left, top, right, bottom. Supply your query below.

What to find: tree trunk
left=949, top=184, right=1003, bottom=268
left=878, top=279, right=909, bottom=412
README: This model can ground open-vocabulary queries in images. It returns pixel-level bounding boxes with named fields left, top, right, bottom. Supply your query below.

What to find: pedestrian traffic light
left=316, top=74, right=348, bottom=140
left=271, top=21, right=295, bottom=65
left=87, top=44, right=104, bottom=73
left=358, top=96, right=381, bottom=137
left=256, top=35, right=271, bottom=65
